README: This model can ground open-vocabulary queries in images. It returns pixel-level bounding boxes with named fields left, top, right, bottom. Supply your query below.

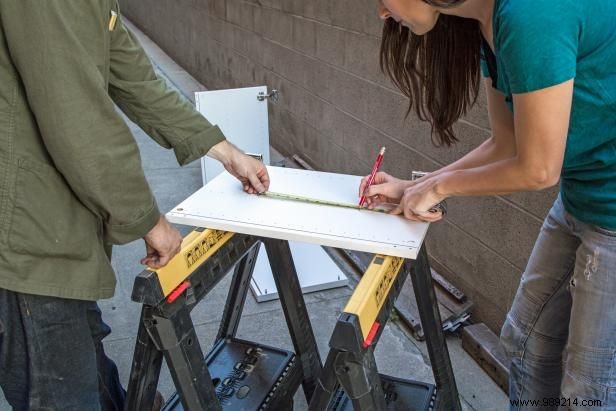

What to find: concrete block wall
left=121, top=0, right=558, bottom=332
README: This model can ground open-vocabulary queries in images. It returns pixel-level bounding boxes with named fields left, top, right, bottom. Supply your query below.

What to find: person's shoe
left=152, top=391, right=165, bottom=411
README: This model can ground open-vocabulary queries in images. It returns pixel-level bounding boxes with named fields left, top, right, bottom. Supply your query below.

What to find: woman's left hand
left=391, top=176, right=446, bottom=222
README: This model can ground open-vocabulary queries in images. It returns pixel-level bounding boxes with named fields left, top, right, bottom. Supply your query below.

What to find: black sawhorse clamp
left=124, top=228, right=322, bottom=410
left=308, top=245, right=461, bottom=410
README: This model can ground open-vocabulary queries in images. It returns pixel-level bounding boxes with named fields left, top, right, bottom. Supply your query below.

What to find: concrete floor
left=0, top=20, right=508, bottom=411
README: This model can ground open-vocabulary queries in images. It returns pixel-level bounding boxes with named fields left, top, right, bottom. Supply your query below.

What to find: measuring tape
left=262, top=191, right=391, bottom=213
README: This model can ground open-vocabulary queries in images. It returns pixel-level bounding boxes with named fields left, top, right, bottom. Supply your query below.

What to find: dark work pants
left=0, top=288, right=126, bottom=410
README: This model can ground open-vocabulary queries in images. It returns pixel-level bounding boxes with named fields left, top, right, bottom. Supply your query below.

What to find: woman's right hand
left=359, top=171, right=410, bottom=208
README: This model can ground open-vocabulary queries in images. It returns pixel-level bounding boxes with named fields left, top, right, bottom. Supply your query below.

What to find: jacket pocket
left=8, top=158, right=98, bottom=260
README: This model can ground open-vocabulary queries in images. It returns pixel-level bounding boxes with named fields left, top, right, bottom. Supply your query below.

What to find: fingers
left=417, top=210, right=444, bottom=222
left=404, top=207, right=421, bottom=221
left=231, top=157, right=269, bottom=194
left=364, top=182, right=396, bottom=202
left=141, top=243, right=181, bottom=269
left=359, top=176, right=369, bottom=197
left=155, top=252, right=173, bottom=268
left=140, top=243, right=155, bottom=265
left=257, top=167, right=271, bottom=191
left=390, top=205, right=443, bottom=222
left=247, top=172, right=266, bottom=194
left=359, top=171, right=392, bottom=197
left=364, top=185, right=383, bottom=198
left=140, top=255, right=155, bottom=266
left=141, top=251, right=160, bottom=268
left=390, top=204, right=403, bottom=215
left=366, top=194, right=384, bottom=208
left=142, top=219, right=182, bottom=269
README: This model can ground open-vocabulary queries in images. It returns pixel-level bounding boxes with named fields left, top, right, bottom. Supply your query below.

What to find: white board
left=195, top=86, right=270, bottom=184
left=167, top=166, right=429, bottom=259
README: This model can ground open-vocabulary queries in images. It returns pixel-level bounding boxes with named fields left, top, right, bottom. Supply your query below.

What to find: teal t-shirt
left=481, top=0, right=616, bottom=230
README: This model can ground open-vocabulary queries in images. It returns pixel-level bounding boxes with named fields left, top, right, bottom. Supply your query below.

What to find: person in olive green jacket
left=0, top=1, right=270, bottom=410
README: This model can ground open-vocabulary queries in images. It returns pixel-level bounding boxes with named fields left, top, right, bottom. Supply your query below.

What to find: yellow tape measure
left=262, top=191, right=391, bottom=213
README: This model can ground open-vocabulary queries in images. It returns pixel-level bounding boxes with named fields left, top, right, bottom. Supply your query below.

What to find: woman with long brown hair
left=361, top=0, right=616, bottom=408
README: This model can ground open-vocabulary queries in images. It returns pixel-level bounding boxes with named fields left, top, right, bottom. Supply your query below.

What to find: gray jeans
left=501, top=195, right=616, bottom=410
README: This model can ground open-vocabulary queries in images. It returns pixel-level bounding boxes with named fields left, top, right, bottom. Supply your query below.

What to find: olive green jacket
left=0, top=1, right=226, bottom=300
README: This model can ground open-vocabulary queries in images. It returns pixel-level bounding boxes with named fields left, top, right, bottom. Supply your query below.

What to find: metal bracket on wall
left=257, top=89, right=279, bottom=103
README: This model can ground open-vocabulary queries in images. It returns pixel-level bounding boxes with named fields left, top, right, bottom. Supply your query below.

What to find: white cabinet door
left=196, top=86, right=271, bottom=183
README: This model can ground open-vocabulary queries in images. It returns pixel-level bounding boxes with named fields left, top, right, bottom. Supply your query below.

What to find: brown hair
left=380, top=0, right=482, bottom=146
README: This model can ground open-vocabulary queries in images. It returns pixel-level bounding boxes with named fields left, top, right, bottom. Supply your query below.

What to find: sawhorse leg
left=126, top=304, right=220, bottom=411
left=309, top=348, right=339, bottom=410
left=216, top=244, right=260, bottom=340
left=125, top=306, right=163, bottom=411
left=410, top=245, right=461, bottom=411
left=151, top=305, right=220, bottom=411
left=263, top=238, right=323, bottom=401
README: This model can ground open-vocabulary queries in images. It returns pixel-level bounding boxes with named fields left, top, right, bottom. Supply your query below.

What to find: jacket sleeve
left=108, top=11, right=227, bottom=166
left=0, top=0, right=160, bottom=244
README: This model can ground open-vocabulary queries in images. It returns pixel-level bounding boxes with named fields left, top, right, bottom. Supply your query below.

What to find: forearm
left=435, top=157, right=558, bottom=198
left=207, top=140, right=235, bottom=166
left=431, top=135, right=515, bottom=178
left=396, top=135, right=515, bottom=193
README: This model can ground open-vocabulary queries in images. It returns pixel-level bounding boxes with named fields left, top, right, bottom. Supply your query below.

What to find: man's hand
left=208, top=140, right=270, bottom=194
left=141, top=216, right=182, bottom=269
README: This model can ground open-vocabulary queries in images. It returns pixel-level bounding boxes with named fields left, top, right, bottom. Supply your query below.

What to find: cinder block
left=281, top=78, right=325, bottom=128
left=325, top=141, right=367, bottom=176
left=205, top=14, right=225, bottom=43
left=426, top=220, right=522, bottom=312
left=230, top=25, right=261, bottom=65
left=226, top=0, right=255, bottom=31
left=462, top=82, right=491, bottom=131
left=315, top=23, right=345, bottom=68
left=313, top=0, right=333, bottom=24
left=302, top=58, right=335, bottom=102
left=327, top=68, right=370, bottom=121
left=257, top=7, right=293, bottom=48
left=467, top=292, right=509, bottom=334
left=270, top=108, right=300, bottom=156
left=226, top=1, right=242, bottom=26
left=240, top=2, right=257, bottom=31
left=343, top=30, right=383, bottom=83
left=445, top=195, right=543, bottom=269
left=365, top=3, right=384, bottom=37
left=262, top=41, right=306, bottom=87
left=208, top=0, right=226, bottom=20
left=292, top=16, right=316, bottom=56
left=256, top=0, right=281, bottom=10
left=331, top=0, right=367, bottom=33
left=502, top=188, right=558, bottom=220
left=281, top=0, right=306, bottom=16
left=335, top=110, right=367, bottom=155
